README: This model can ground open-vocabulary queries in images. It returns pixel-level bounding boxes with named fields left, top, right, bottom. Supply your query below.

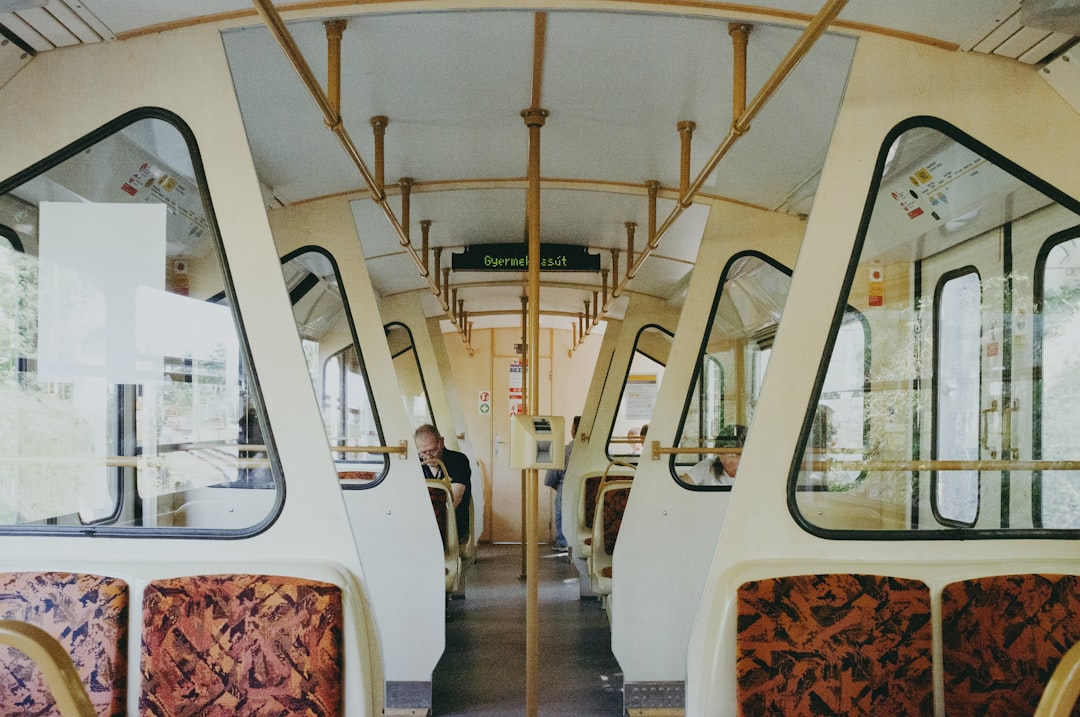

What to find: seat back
left=0, top=571, right=128, bottom=717
left=140, top=573, right=344, bottom=716
left=427, top=479, right=462, bottom=592
left=942, top=573, right=1080, bottom=717
left=736, top=573, right=933, bottom=716
left=600, top=482, right=633, bottom=556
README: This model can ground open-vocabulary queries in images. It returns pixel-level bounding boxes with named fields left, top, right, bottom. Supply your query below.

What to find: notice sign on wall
left=625, top=374, right=658, bottom=421
left=479, top=390, right=492, bottom=415
left=509, top=361, right=523, bottom=416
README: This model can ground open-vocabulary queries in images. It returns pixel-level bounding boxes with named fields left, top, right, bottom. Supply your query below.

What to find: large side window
left=0, top=110, right=279, bottom=533
left=281, top=248, right=387, bottom=484
left=793, top=118, right=1080, bottom=537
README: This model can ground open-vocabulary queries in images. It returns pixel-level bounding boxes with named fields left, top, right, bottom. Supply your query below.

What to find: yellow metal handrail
left=1035, top=641, right=1080, bottom=717
left=650, top=441, right=741, bottom=460
left=0, top=620, right=95, bottom=717
left=804, top=459, right=1080, bottom=472
left=329, top=440, right=410, bottom=459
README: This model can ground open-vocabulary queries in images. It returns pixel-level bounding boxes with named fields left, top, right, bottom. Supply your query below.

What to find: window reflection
left=0, top=112, right=276, bottom=532
left=280, top=248, right=386, bottom=483
left=794, top=120, right=1080, bottom=535
left=608, top=325, right=671, bottom=460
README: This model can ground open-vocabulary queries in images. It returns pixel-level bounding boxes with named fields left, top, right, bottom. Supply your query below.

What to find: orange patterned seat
left=737, top=574, right=933, bottom=716
left=601, top=485, right=632, bottom=555
left=140, top=574, right=343, bottom=716
left=0, top=571, right=128, bottom=717
left=942, top=573, right=1080, bottom=717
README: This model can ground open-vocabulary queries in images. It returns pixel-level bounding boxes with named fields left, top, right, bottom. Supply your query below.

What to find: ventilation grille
left=961, top=0, right=1075, bottom=64
left=0, top=0, right=114, bottom=54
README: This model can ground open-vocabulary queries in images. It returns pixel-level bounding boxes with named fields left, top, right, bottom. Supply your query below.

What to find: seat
left=140, top=573, right=344, bottom=716
left=736, top=573, right=933, bottom=716
left=587, top=478, right=633, bottom=601
left=942, top=573, right=1080, bottom=716
left=428, top=478, right=462, bottom=593
left=576, top=462, right=634, bottom=560
left=0, top=571, right=128, bottom=717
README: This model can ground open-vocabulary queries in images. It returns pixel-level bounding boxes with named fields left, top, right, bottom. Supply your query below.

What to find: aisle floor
left=432, top=544, right=624, bottom=716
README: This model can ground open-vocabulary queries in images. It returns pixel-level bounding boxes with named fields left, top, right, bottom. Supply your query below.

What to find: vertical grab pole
left=521, top=101, right=547, bottom=717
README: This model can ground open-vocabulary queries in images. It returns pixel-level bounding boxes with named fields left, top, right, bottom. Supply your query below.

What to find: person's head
left=628, top=426, right=642, bottom=453
left=640, top=423, right=649, bottom=437
left=414, top=424, right=444, bottom=463
left=571, top=415, right=581, bottom=438
left=715, top=424, right=747, bottom=478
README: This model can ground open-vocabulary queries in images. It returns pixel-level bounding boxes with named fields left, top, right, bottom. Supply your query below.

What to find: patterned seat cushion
left=0, top=571, right=128, bottom=717
left=141, top=574, right=343, bottom=717
left=737, top=573, right=933, bottom=716
left=601, top=486, right=631, bottom=555
left=942, top=573, right=1080, bottom=717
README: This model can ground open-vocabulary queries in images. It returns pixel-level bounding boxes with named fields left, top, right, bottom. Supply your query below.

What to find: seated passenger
left=682, top=424, right=747, bottom=487
left=415, top=424, right=472, bottom=544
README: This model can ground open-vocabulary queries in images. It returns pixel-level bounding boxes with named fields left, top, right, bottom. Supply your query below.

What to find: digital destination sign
left=451, top=242, right=601, bottom=272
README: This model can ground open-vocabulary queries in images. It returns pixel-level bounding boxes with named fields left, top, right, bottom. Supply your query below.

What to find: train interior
left=3, top=1, right=1080, bottom=715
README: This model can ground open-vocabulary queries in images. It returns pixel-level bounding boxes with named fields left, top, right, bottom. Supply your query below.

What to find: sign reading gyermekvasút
left=451, top=242, right=600, bottom=272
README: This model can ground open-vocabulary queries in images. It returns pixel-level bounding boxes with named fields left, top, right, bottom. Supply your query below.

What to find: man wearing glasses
left=414, top=424, right=473, bottom=544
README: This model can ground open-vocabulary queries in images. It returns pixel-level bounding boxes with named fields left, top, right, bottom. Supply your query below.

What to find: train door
left=921, top=238, right=1012, bottom=529
left=491, top=355, right=552, bottom=543
left=919, top=194, right=1065, bottom=531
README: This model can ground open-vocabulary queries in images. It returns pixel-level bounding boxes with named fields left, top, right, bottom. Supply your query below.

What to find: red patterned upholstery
left=337, top=470, right=376, bottom=481
left=942, top=573, right=1080, bottom=717
left=429, top=485, right=450, bottom=549
left=601, top=485, right=631, bottom=555
left=0, top=571, right=128, bottom=717
left=583, top=475, right=602, bottom=527
left=140, top=574, right=343, bottom=717
left=737, top=574, right=933, bottom=716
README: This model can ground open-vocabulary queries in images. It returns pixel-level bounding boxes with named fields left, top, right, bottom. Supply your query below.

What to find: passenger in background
left=628, top=426, right=642, bottom=455
left=681, top=424, right=748, bottom=487
left=415, top=424, right=472, bottom=544
left=544, top=416, right=579, bottom=552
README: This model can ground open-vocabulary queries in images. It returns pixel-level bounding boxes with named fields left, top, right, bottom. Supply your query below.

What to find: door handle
left=981, top=399, right=999, bottom=459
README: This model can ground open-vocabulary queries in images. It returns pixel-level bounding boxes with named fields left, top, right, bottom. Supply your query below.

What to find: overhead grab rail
left=603, top=0, right=849, bottom=315
left=251, top=1, right=473, bottom=354
left=0, top=620, right=96, bottom=717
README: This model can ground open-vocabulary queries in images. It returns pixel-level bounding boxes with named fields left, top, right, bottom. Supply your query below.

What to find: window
left=793, top=118, right=1080, bottom=537
left=0, top=110, right=279, bottom=533
left=280, top=248, right=387, bottom=483
left=674, top=253, right=814, bottom=489
left=385, top=321, right=434, bottom=432
left=1036, top=230, right=1080, bottom=528
left=607, top=324, right=672, bottom=460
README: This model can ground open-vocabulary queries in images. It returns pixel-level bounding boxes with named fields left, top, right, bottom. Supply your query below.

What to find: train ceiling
left=2, top=0, right=1076, bottom=333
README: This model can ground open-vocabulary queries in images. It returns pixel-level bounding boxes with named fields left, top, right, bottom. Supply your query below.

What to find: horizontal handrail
left=650, top=441, right=741, bottom=460
left=328, top=440, right=410, bottom=459
left=1035, top=640, right=1080, bottom=717
left=804, top=459, right=1080, bottom=472
left=0, top=620, right=96, bottom=717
